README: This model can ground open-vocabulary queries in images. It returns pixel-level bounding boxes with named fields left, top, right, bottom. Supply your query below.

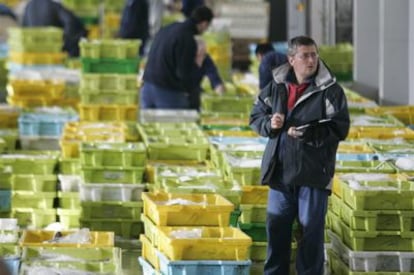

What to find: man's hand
left=214, top=84, right=225, bottom=95
left=271, top=113, right=285, bottom=129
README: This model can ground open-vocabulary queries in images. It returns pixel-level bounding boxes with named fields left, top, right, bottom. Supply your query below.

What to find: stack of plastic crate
left=139, top=192, right=252, bottom=274
left=18, top=107, right=79, bottom=150
left=57, top=121, right=129, bottom=231
left=78, top=141, right=147, bottom=239
left=327, top=172, right=414, bottom=274
left=19, top=229, right=122, bottom=273
left=0, top=151, right=59, bottom=229
left=79, top=39, right=140, bottom=122
left=0, top=218, right=20, bottom=275
left=61, top=0, right=101, bottom=40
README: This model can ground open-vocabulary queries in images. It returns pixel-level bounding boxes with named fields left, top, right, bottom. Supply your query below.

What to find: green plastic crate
left=22, top=246, right=121, bottom=262
left=82, top=166, right=145, bottom=183
left=80, top=142, right=146, bottom=167
left=79, top=88, right=138, bottom=104
left=11, top=208, right=57, bottom=228
left=238, top=222, right=266, bottom=242
left=335, top=160, right=396, bottom=173
left=11, top=191, right=56, bottom=209
left=81, top=73, right=138, bottom=90
left=58, top=191, right=80, bottom=209
left=201, top=94, right=255, bottom=114
left=59, top=158, right=81, bottom=175
left=337, top=179, right=414, bottom=210
left=0, top=129, right=18, bottom=151
left=62, top=0, right=101, bottom=9
left=1, top=174, right=57, bottom=191
left=8, top=41, right=63, bottom=53
left=57, top=208, right=81, bottom=229
left=239, top=204, right=267, bottom=224
left=0, top=244, right=20, bottom=257
left=329, top=211, right=414, bottom=251
left=333, top=195, right=414, bottom=233
left=0, top=151, right=59, bottom=175
left=81, top=58, right=139, bottom=74
left=81, top=201, right=143, bottom=219
left=80, top=218, right=144, bottom=239
left=80, top=39, right=141, bottom=59
left=8, top=27, right=63, bottom=44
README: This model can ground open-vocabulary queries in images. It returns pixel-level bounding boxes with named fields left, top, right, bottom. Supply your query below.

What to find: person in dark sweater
left=119, top=0, right=149, bottom=56
left=22, top=0, right=87, bottom=57
left=255, top=42, right=288, bottom=90
left=141, top=6, right=214, bottom=109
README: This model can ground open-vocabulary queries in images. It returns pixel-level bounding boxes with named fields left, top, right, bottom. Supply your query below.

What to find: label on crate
left=103, top=171, right=124, bottom=180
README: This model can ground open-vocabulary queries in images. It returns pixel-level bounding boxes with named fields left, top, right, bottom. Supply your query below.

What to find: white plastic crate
left=139, top=109, right=199, bottom=123
left=79, top=183, right=146, bottom=202
left=329, top=230, right=414, bottom=272
left=58, top=174, right=83, bottom=192
left=0, top=219, right=18, bottom=230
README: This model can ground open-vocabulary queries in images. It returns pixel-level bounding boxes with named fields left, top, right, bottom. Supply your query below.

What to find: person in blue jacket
left=141, top=6, right=214, bottom=110
left=250, top=36, right=350, bottom=275
left=255, top=43, right=288, bottom=90
left=119, top=0, right=149, bottom=56
left=22, top=0, right=87, bottom=57
left=189, top=37, right=224, bottom=110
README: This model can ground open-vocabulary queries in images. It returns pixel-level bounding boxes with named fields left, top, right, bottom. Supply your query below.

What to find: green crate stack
left=327, top=173, right=414, bottom=273
left=203, top=31, right=232, bottom=82
left=79, top=39, right=140, bottom=122
left=7, top=27, right=63, bottom=54
left=102, top=0, right=123, bottom=39
left=319, top=43, right=353, bottom=82
left=78, top=141, right=147, bottom=239
left=0, top=151, right=59, bottom=228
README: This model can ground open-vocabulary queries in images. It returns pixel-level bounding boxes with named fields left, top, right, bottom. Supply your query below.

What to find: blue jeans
left=140, top=82, right=190, bottom=109
left=265, top=186, right=328, bottom=275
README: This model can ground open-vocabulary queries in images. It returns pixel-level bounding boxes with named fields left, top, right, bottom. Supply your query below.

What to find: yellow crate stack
left=5, top=27, right=80, bottom=109
left=139, top=192, right=252, bottom=273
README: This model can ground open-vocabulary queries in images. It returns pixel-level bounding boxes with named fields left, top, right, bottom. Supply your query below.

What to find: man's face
left=197, top=21, right=210, bottom=34
left=288, top=45, right=319, bottom=80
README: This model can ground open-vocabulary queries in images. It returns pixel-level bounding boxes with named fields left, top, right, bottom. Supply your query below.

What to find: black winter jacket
left=143, top=19, right=199, bottom=94
left=249, top=61, right=350, bottom=191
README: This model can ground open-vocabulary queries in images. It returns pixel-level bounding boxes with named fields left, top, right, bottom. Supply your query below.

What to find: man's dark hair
left=255, top=43, right=274, bottom=56
left=287, top=36, right=318, bottom=56
left=191, top=6, right=214, bottom=24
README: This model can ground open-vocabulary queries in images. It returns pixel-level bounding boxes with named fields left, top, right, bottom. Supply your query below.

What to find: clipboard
left=296, top=118, right=332, bottom=131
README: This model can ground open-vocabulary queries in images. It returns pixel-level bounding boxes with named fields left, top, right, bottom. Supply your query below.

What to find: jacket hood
left=272, top=60, right=336, bottom=90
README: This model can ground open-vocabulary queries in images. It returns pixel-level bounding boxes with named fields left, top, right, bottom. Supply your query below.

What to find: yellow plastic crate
left=103, top=13, right=121, bottom=29
left=9, top=52, right=67, bottom=65
left=157, top=226, right=252, bottom=261
left=337, top=141, right=374, bottom=153
left=240, top=185, right=269, bottom=204
left=140, top=234, right=160, bottom=270
left=356, top=127, right=414, bottom=140
left=7, top=79, right=65, bottom=98
left=0, top=105, right=20, bottom=128
left=20, top=230, right=114, bottom=247
left=79, top=104, right=137, bottom=121
left=142, top=192, right=234, bottom=226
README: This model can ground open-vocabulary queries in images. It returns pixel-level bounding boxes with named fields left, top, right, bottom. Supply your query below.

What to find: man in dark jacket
left=141, top=6, right=213, bottom=109
left=249, top=36, right=350, bottom=275
left=119, top=0, right=149, bottom=56
left=22, top=0, right=87, bottom=57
